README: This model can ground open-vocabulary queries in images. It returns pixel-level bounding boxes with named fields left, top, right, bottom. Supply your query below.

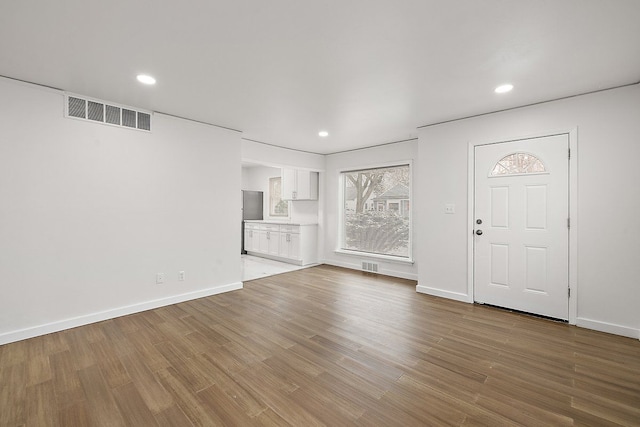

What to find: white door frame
left=467, top=129, right=578, bottom=324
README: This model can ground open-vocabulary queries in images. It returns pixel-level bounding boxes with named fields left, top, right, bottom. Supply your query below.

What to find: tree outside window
left=269, top=177, right=288, bottom=217
left=342, top=164, right=410, bottom=257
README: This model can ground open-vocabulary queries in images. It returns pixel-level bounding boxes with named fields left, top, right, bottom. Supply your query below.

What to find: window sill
left=334, top=249, right=414, bottom=265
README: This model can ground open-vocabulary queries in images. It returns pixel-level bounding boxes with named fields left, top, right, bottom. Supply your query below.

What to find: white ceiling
left=1, top=1, right=639, bottom=154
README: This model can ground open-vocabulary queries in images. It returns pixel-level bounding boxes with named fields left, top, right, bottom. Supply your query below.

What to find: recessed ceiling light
left=136, top=74, right=156, bottom=85
left=495, top=84, right=513, bottom=94
left=318, top=131, right=329, bottom=137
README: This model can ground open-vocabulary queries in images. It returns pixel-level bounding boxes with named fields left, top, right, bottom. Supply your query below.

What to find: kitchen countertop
left=244, top=220, right=318, bottom=226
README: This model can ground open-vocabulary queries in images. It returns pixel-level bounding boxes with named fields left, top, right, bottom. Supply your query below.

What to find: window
left=491, top=152, right=546, bottom=176
left=341, top=164, right=411, bottom=258
left=269, top=177, right=288, bottom=217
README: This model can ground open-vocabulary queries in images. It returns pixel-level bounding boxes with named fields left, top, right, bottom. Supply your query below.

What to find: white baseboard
left=0, top=282, right=243, bottom=346
left=415, top=285, right=473, bottom=303
left=322, top=259, right=418, bottom=281
left=576, top=317, right=639, bottom=339
left=245, top=251, right=306, bottom=266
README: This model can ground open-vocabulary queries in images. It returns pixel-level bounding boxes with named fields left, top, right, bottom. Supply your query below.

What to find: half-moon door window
left=490, top=152, right=546, bottom=176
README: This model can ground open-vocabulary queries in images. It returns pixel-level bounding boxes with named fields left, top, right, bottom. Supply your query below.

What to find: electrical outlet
left=178, top=271, right=185, bottom=281
left=156, top=273, right=164, bottom=284
left=445, top=203, right=455, bottom=214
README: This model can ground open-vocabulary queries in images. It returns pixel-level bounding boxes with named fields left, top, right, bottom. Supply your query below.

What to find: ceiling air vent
left=68, top=96, right=86, bottom=119
left=87, top=101, right=104, bottom=122
left=137, top=112, right=151, bottom=131
left=122, top=109, right=137, bottom=128
left=105, top=105, right=121, bottom=125
left=65, top=94, right=152, bottom=132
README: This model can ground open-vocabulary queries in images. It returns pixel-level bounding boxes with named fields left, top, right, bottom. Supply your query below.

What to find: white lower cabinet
left=244, top=221, right=317, bottom=266
left=244, top=228, right=253, bottom=251
left=257, top=229, right=268, bottom=253
left=244, top=224, right=258, bottom=252
left=266, top=231, right=280, bottom=256
left=279, top=229, right=300, bottom=260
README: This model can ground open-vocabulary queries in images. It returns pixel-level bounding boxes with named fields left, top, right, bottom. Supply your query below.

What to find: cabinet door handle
left=267, top=231, right=270, bottom=239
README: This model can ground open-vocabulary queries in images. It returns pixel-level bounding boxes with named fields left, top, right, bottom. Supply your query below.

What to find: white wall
left=241, top=139, right=325, bottom=171
left=0, top=77, right=242, bottom=344
left=417, top=84, right=640, bottom=338
left=241, top=166, right=253, bottom=190
left=322, top=141, right=419, bottom=280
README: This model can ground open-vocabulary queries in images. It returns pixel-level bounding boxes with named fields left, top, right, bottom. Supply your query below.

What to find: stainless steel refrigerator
left=241, top=190, right=263, bottom=254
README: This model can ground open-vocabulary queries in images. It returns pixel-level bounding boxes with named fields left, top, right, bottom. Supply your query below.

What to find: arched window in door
left=490, top=152, right=546, bottom=176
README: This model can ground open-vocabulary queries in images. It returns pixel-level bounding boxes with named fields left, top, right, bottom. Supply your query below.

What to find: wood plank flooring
left=1, top=265, right=639, bottom=426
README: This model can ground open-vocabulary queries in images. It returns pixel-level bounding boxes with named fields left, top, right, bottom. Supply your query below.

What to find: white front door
left=474, top=134, right=569, bottom=320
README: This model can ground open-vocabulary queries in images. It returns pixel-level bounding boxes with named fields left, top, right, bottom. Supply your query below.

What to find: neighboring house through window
left=341, top=164, right=411, bottom=259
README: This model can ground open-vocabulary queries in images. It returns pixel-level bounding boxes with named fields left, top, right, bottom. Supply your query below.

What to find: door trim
left=466, top=129, right=578, bottom=324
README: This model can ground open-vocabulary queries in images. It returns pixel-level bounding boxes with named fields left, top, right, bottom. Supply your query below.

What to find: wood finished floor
left=1, top=265, right=639, bottom=426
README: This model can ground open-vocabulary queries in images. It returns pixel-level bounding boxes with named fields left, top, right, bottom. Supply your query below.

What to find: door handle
left=475, top=230, right=483, bottom=235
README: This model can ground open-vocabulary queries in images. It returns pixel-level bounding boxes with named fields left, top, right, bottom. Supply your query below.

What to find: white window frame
left=269, top=176, right=290, bottom=218
left=336, top=160, right=414, bottom=264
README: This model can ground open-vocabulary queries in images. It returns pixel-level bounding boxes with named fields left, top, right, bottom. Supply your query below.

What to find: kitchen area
left=241, top=163, right=320, bottom=281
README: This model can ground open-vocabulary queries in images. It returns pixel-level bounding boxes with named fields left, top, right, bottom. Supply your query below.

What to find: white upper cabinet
left=281, top=169, right=319, bottom=200
left=282, top=168, right=297, bottom=200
